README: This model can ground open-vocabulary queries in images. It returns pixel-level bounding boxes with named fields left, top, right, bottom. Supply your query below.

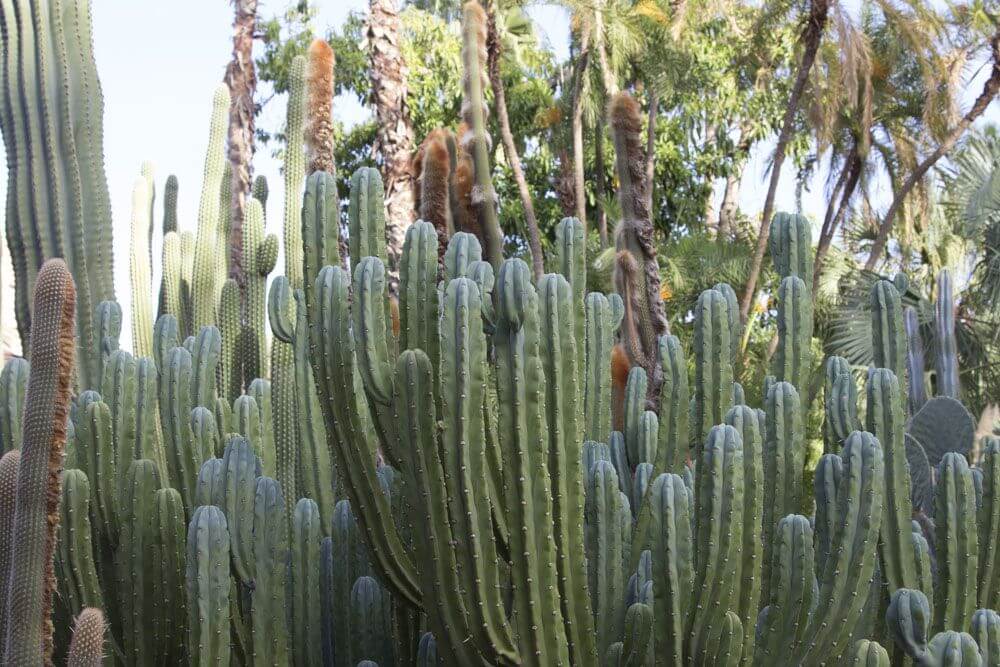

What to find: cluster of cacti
left=4, top=1, right=1000, bottom=666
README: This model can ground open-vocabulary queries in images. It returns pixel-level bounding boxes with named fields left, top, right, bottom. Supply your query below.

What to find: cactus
left=0, top=450, right=19, bottom=648
left=0, top=357, right=28, bottom=454
left=129, top=172, right=155, bottom=360
left=398, top=221, right=440, bottom=370
left=243, top=198, right=277, bottom=384
left=971, top=609, right=1000, bottom=665
left=762, top=380, right=804, bottom=594
left=813, top=453, right=842, bottom=574
left=151, top=487, right=187, bottom=663
left=301, top=170, right=340, bottom=314
left=888, top=588, right=933, bottom=661
left=867, top=368, right=920, bottom=595
left=3, top=260, right=76, bottom=665
left=161, top=346, right=202, bottom=511
left=905, top=306, right=928, bottom=413
left=219, top=279, right=243, bottom=403
left=584, top=291, right=625, bottom=442
left=54, top=470, right=103, bottom=622
left=222, top=436, right=259, bottom=585
left=690, top=425, right=744, bottom=664
left=186, top=505, right=231, bottom=666
left=586, top=460, right=625, bottom=659
left=935, top=269, right=960, bottom=398
left=908, top=396, right=976, bottom=468
left=871, top=279, right=907, bottom=384
left=823, top=356, right=859, bottom=452
left=935, top=453, right=979, bottom=632
left=693, top=288, right=734, bottom=455
left=252, top=477, right=288, bottom=666
left=980, top=440, right=1000, bottom=609
left=66, top=608, right=106, bottom=667
left=621, top=602, right=654, bottom=667
left=657, top=335, right=689, bottom=473
left=0, top=0, right=114, bottom=389
left=772, top=275, right=813, bottom=392
left=925, top=632, right=982, bottom=666
left=291, top=498, right=322, bottom=667
left=348, top=167, right=388, bottom=269
left=769, top=212, right=813, bottom=280
left=350, top=576, right=393, bottom=666
left=849, top=640, right=891, bottom=666
left=755, top=514, right=816, bottom=663
left=192, top=86, right=231, bottom=330
left=117, top=459, right=161, bottom=665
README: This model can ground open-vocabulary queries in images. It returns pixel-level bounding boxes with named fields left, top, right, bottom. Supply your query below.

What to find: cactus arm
left=934, top=453, right=979, bottom=633
left=3, top=260, right=75, bottom=665
left=871, top=280, right=908, bottom=385
left=218, top=279, right=242, bottom=403
left=251, top=477, right=289, bottom=666
left=584, top=292, right=620, bottom=443
left=623, top=366, right=648, bottom=467
left=813, top=453, right=843, bottom=574
left=887, top=588, right=933, bottom=661
left=221, top=436, right=258, bottom=585
left=135, top=357, right=166, bottom=476
left=621, top=602, right=655, bottom=667
left=768, top=212, right=813, bottom=280
left=924, top=631, right=982, bottom=666
left=762, top=380, right=804, bottom=599
left=824, top=356, right=860, bottom=452
left=979, top=439, right=1000, bottom=609
left=0, top=449, right=18, bottom=648
left=970, top=610, right=1000, bottom=666
left=693, top=288, right=734, bottom=455
left=850, top=640, right=892, bottom=666
left=904, top=306, right=927, bottom=413
left=186, top=505, right=231, bottom=667
left=190, top=325, right=221, bottom=410
left=161, top=346, right=201, bottom=512
left=54, top=470, right=103, bottom=621
left=538, top=273, right=598, bottom=666
left=586, top=460, right=625, bottom=659
left=129, top=174, right=154, bottom=359
left=310, top=265, right=421, bottom=607
left=243, top=199, right=276, bottom=383
left=399, top=221, right=440, bottom=369
left=772, top=275, right=813, bottom=392
left=65, top=607, right=105, bottom=667
left=646, top=473, right=692, bottom=666
left=0, top=358, right=28, bottom=455
left=301, top=170, right=340, bottom=313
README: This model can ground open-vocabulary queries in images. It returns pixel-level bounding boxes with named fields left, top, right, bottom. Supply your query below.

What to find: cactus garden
left=3, top=0, right=1000, bottom=665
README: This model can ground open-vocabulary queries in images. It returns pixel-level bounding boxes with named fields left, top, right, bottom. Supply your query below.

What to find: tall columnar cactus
left=639, top=472, right=691, bottom=666
left=252, top=477, right=289, bottom=666
left=54, top=470, right=103, bottom=623
left=584, top=291, right=625, bottom=443
left=979, top=440, right=1000, bottom=609
left=0, top=357, right=28, bottom=454
left=221, top=436, right=259, bottom=585
left=586, top=459, right=625, bottom=659
left=824, top=355, right=860, bottom=452
left=398, top=221, right=440, bottom=368
left=935, top=453, right=978, bottom=633
left=0, top=0, right=114, bottom=389
left=301, top=170, right=340, bottom=314
left=609, top=92, right=669, bottom=378
left=186, top=505, right=231, bottom=666
left=494, top=259, right=570, bottom=665
left=291, top=497, right=322, bottom=667
left=813, top=453, right=842, bottom=573
left=161, top=346, right=204, bottom=512
left=554, top=217, right=587, bottom=391
left=129, top=171, right=155, bottom=360
left=850, top=640, right=891, bottom=667
left=971, top=609, right=1000, bottom=665
left=872, top=279, right=908, bottom=385
left=725, top=404, right=764, bottom=657
left=795, top=431, right=885, bottom=663
left=538, top=272, right=598, bottom=665
left=219, top=279, right=242, bottom=403
left=348, top=167, right=388, bottom=270
left=284, top=55, right=308, bottom=288
left=690, top=424, right=744, bottom=664
left=768, top=212, right=813, bottom=280
left=242, top=198, right=278, bottom=384
left=763, top=380, right=804, bottom=592
left=657, top=335, right=689, bottom=473
left=151, top=487, right=187, bottom=663
left=117, top=459, right=161, bottom=665
left=905, top=306, right=928, bottom=413
left=935, top=269, right=960, bottom=398
left=867, top=368, right=920, bottom=595
left=350, top=576, right=394, bottom=666
left=772, top=275, right=813, bottom=392
left=459, top=1, right=503, bottom=270
left=3, top=260, right=76, bottom=665
left=755, top=514, right=816, bottom=662
left=192, top=85, right=231, bottom=330
left=693, top=288, right=734, bottom=455
left=0, top=449, right=19, bottom=648
left=96, top=300, right=122, bottom=385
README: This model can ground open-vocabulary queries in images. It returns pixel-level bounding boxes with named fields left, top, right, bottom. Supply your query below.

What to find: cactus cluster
left=3, top=1, right=1000, bottom=666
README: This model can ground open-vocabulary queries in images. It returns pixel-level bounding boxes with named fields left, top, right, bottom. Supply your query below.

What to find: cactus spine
left=3, top=260, right=76, bottom=665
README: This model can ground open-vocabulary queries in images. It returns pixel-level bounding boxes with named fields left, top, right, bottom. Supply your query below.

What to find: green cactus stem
left=252, top=477, right=289, bottom=666
left=693, top=288, right=734, bottom=455
left=934, top=453, right=979, bottom=633
left=186, top=505, right=231, bottom=666
left=657, top=335, right=689, bottom=474
left=291, top=498, right=322, bottom=667
left=0, top=357, right=28, bottom=454
left=584, top=291, right=624, bottom=443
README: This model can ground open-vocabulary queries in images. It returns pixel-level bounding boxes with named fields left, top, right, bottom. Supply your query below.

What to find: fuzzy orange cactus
left=306, top=38, right=336, bottom=175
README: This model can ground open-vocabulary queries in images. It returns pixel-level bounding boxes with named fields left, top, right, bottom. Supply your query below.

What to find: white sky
left=1, top=0, right=997, bottom=351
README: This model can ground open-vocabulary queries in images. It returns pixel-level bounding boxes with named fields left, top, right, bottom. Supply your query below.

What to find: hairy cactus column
left=3, top=259, right=76, bottom=666
left=65, top=608, right=106, bottom=667
left=935, top=269, right=960, bottom=398
left=610, top=92, right=669, bottom=382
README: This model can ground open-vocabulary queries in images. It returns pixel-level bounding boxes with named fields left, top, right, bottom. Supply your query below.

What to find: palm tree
left=368, top=0, right=417, bottom=287
left=224, top=0, right=259, bottom=287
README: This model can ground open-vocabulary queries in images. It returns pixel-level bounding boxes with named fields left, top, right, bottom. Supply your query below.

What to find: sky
left=1, top=0, right=998, bottom=351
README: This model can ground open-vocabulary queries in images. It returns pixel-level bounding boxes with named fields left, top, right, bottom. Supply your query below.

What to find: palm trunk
left=865, top=28, right=1000, bottom=271
left=487, top=6, right=544, bottom=280
left=224, top=0, right=258, bottom=288
left=812, top=145, right=860, bottom=295
left=718, top=172, right=741, bottom=238
left=368, top=0, right=416, bottom=289
left=739, top=0, right=830, bottom=322
left=595, top=119, right=609, bottom=247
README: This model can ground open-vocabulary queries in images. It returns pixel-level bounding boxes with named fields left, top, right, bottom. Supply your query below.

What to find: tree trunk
left=865, top=27, right=1000, bottom=271
left=739, top=0, right=830, bottom=322
left=487, top=6, right=544, bottom=280
left=594, top=0, right=618, bottom=96
left=812, top=145, right=860, bottom=295
left=570, top=30, right=591, bottom=233
left=718, top=171, right=741, bottom=238
left=224, top=0, right=258, bottom=288
left=368, top=0, right=416, bottom=289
